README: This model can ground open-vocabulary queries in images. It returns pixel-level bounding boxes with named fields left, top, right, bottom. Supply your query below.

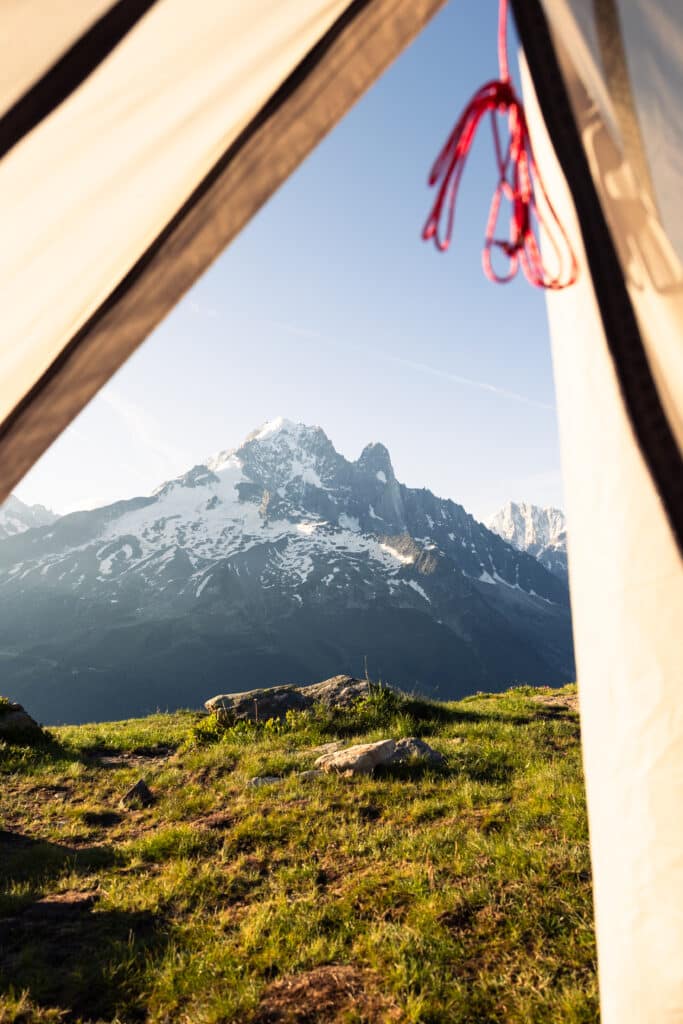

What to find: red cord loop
left=423, top=0, right=577, bottom=289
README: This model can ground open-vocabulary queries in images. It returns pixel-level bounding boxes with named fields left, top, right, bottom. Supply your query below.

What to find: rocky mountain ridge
left=0, top=494, right=56, bottom=541
left=487, top=500, right=568, bottom=581
left=0, top=419, right=574, bottom=722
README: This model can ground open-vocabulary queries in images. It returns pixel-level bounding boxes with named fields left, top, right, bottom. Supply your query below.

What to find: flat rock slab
left=315, top=737, right=443, bottom=776
left=315, top=740, right=397, bottom=776
left=205, top=675, right=395, bottom=722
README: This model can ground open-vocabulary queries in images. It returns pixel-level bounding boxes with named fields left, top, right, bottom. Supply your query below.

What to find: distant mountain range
left=0, top=494, right=56, bottom=541
left=487, top=501, right=568, bottom=581
left=0, top=420, right=574, bottom=723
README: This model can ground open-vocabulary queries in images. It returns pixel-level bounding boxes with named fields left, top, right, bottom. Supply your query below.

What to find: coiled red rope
left=422, top=0, right=577, bottom=289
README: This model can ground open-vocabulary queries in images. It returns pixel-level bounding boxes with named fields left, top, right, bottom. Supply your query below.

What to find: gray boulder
left=301, top=675, right=382, bottom=708
left=0, top=700, right=42, bottom=739
left=206, top=685, right=310, bottom=724
left=205, top=675, right=392, bottom=723
left=388, top=737, right=444, bottom=765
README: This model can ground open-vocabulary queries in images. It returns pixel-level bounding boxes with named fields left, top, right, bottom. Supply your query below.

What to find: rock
left=119, top=779, right=154, bottom=809
left=301, top=675, right=381, bottom=709
left=312, top=737, right=444, bottom=777
left=388, top=737, right=444, bottom=765
left=297, top=770, right=325, bottom=782
left=205, top=685, right=310, bottom=723
left=315, top=739, right=397, bottom=776
left=0, top=700, right=42, bottom=739
left=307, top=740, right=345, bottom=756
left=246, top=776, right=282, bottom=788
left=205, top=675, right=398, bottom=722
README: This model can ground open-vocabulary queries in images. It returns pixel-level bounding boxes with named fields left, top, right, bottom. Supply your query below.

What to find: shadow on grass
left=0, top=731, right=177, bottom=778
left=311, top=696, right=541, bottom=740
left=76, top=742, right=176, bottom=761
left=0, top=894, right=171, bottom=1023
left=0, top=731, right=83, bottom=772
left=0, top=830, right=120, bottom=888
left=374, top=751, right=515, bottom=786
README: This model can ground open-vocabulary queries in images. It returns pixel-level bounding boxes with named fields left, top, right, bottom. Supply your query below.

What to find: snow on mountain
left=0, top=495, right=57, bottom=541
left=0, top=421, right=574, bottom=723
left=487, top=501, right=568, bottom=580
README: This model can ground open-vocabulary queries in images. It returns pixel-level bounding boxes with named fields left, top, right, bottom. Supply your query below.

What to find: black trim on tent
left=0, top=0, right=158, bottom=160
left=511, top=0, right=683, bottom=556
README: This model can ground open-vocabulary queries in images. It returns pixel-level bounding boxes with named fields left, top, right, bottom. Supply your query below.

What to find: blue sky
left=16, top=1, right=563, bottom=523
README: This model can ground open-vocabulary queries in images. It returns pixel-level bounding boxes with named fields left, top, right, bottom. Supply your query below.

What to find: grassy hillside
left=0, top=685, right=597, bottom=1023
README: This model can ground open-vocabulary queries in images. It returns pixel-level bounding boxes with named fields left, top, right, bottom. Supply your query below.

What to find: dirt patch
left=22, top=890, right=99, bottom=921
left=194, top=811, right=234, bottom=831
left=252, top=965, right=402, bottom=1023
left=81, top=744, right=175, bottom=770
left=81, top=810, right=123, bottom=828
left=531, top=693, right=579, bottom=713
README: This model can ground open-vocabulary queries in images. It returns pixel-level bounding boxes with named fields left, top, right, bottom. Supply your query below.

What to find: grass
left=0, top=684, right=597, bottom=1023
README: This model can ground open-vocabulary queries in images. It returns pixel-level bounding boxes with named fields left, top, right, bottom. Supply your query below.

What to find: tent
left=1, top=1, right=681, bottom=1020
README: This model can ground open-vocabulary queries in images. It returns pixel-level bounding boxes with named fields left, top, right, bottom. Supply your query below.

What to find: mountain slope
left=0, top=420, right=574, bottom=722
left=487, top=501, right=568, bottom=581
left=0, top=494, right=56, bottom=541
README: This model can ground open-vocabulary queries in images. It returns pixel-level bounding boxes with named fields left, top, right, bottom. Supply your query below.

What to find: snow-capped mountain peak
left=0, top=424, right=574, bottom=723
left=249, top=416, right=299, bottom=441
left=0, top=494, right=57, bottom=541
left=487, top=501, right=567, bottom=580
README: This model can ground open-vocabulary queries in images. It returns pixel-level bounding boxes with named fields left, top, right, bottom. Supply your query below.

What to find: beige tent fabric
left=0, top=0, right=115, bottom=115
left=540, top=0, right=683, bottom=458
left=522, top=7, right=683, bottom=1019
left=0, top=0, right=350, bottom=432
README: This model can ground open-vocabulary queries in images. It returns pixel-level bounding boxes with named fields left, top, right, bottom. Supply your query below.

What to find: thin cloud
left=100, top=389, right=190, bottom=469
left=264, top=319, right=326, bottom=341
left=384, top=355, right=555, bottom=411
left=265, top=318, right=554, bottom=411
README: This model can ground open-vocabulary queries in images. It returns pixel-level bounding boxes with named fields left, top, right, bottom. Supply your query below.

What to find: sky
left=16, top=1, right=563, bottom=524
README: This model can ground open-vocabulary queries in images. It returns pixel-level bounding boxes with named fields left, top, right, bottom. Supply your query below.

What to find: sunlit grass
left=0, top=684, right=596, bottom=1023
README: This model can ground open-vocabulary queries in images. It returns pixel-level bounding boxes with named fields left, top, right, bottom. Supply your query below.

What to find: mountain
left=487, top=501, right=568, bottom=580
left=0, top=494, right=56, bottom=540
left=0, top=419, right=574, bottom=723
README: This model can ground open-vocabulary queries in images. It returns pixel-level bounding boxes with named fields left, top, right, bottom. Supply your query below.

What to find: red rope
left=422, top=0, right=577, bottom=289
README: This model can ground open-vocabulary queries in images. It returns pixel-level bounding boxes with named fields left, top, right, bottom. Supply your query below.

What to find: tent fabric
left=0, top=0, right=447, bottom=505
left=1, top=0, right=159, bottom=161
left=513, top=0, right=683, bottom=552
left=1, top=0, right=116, bottom=115
left=517, top=1, right=683, bottom=1021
